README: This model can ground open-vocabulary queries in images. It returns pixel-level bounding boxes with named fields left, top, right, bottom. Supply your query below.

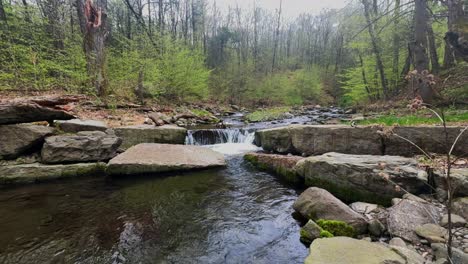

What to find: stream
left=0, top=120, right=314, bottom=263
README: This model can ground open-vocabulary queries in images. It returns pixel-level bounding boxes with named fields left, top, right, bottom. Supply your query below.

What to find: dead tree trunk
left=76, top=0, right=109, bottom=98
left=362, top=0, right=389, bottom=99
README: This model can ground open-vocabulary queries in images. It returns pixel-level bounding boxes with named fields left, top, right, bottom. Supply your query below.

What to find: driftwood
left=0, top=102, right=75, bottom=125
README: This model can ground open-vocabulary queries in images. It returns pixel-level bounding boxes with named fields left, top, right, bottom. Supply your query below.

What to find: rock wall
left=255, top=125, right=467, bottom=156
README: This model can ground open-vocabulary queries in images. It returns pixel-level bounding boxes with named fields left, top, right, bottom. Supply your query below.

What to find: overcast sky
left=214, top=0, right=349, bottom=17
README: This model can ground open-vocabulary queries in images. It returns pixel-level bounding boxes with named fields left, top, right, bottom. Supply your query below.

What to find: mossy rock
left=316, top=219, right=355, bottom=238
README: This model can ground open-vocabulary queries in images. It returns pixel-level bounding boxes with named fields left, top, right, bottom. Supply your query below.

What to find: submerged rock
left=0, top=124, right=55, bottom=160
left=293, top=187, right=368, bottom=234
left=0, top=162, right=106, bottom=184
left=244, top=152, right=304, bottom=184
left=304, top=237, right=405, bottom=264
left=295, top=152, right=429, bottom=204
left=107, top=143, right=226, bottom=176
left=387, top=199, right=440, bottom=243
left=55, top=119, right=108, bottom=133
left=41, top=131, right=122, bottom=164
left=114, top=125, right=187, bottom=149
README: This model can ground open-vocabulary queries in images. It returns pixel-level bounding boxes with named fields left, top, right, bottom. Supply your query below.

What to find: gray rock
left=387, top=199, right=440, bottom=243
left=55, top=119, right=107, bottom=133
left=41, top=131, right=121, bottom=164
left=453, top=197, right=468, bottom=220
left=114, top=125, right=187, bottom=149
left=0, top=102, right=74, bottom=125
left=0, top=125, right=55, bottom=159
left=415, top=224, right=447, bottom=243
left=440, top=214, right=467, bottom=228
left=243, top=152, right=304, bottom=184
left=293, top=187, right=368, bottom=234
left=431, top=243, right=468, bottom=264
left=384, top=126, right=467, bottom=157
left=389, top=246, right=426, bottom=264
left=304, top=237, right=405, bottom=264
left=434, top=259, right=448, bottom=264
left=107, top=144, right=226, bottom=176
left=254, top=126, right=294, bottom=153
left=368, top=219, right=385, bottom=237
left=300, top=220, right=323, bottom=244
left=350, top=202, right=378, bottom=214
left=294, top=153, right=429, bottom=204
left=0, top=162, right=106, bottom=185
left=389, top=237, right=407, bottom=248
left=435, top=169, right=468, bottom=197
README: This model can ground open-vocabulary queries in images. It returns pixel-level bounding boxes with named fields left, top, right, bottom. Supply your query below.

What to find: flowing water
left=0, top=128, right=308, bottom=263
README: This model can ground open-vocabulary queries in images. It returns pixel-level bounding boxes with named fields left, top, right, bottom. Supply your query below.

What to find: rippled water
left=0, top=153, right=308, bottom=263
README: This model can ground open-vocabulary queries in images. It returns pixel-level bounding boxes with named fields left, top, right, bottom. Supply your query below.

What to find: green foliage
left=316, top=219, right=355, bottom=237
left=356, top=111, right=468, bottom=126
left=245, top=107, right=291, bottom=122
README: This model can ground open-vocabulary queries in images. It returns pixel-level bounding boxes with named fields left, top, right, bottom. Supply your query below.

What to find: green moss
left=245, top=107, right=291, bottom=122
left=319, top=230, right=334, bottom=238
left=317, top=219, right=355, bottom=237
left=305, top=177, right=391, bottom=206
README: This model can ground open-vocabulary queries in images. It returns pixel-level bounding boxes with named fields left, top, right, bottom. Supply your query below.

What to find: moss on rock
left=317, top=219, right=356, bottom=238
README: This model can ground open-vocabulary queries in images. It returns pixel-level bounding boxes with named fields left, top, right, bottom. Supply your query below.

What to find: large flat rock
left=55, top=119, right=108, bottom=133
left=107, top=144, right=226, bottom=175
left=0, top=162, right=106, bottom=185
left=295, top=152, right=429, bottom=204
left=305, top=237, right=405, bottom=264
left=0, top=125, right=55, bottom=159
left=244, top=152, right=304, bottom=184
left=114, top=125, right=187, bottom=149
left=0, top=102, right=74, bottom=125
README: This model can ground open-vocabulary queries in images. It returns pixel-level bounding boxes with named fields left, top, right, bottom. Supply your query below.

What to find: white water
left=186, top=129, right=260, bottom=155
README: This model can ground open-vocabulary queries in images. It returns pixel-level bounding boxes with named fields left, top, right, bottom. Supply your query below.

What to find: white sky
left=214, top=0, right=349, bottom=17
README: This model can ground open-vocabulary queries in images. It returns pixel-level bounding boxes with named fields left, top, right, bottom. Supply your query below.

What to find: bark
left=413, top=0, right=432, bottom=102
left=443, top=0, right=467, bottom=65
left=76, top=0, right=109, bottom=98
left=392, top=0, right=401, bottom=90
left=427, top=23, right=440, bottom=73
left=272, top=0, right=282, bottom=71
left=362, top=0, right=389, bottom=99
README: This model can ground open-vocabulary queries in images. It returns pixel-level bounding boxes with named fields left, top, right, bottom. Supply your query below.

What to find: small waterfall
left=186, top=129, right=255, bottom=146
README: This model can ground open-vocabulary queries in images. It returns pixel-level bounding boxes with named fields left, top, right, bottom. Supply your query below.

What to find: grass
left=355, top=111, right=468, bottom=126
left=245, top=107, right=291, bottom=122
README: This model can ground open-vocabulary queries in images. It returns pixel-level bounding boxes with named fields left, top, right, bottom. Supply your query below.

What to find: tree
left=76, top=0, right=109, bottom=98
left=413, top=0, right=432, bottom=102
left=0, top=0, right=6, bottom=22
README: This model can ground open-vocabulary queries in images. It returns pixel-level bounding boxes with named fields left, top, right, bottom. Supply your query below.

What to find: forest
left=0, top=0, right=467, bottom=107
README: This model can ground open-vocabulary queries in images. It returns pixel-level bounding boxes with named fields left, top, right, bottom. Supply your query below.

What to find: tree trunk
left=272, top=0, right=282, bottom=71
left=427, top=23, right=440, bottom=73
left=358, top=53, right=373, bottom=101
left=0, top=0, right=7, bottom=22
left=392, top=0, right=401, bottom=90
left=413, top=0, right=432, bottom=102
left=444, top=0, right=467, bottom=65
left=362, top=0, right=389, bottom=99
left=76, top=0, right=109, bottom=98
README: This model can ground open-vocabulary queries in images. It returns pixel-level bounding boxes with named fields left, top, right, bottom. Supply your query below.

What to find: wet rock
left=387, top=199, right=440, bottom=243
left=300, top=220, right=323, bottom=244
left=107, top=143, right=226, bottom=176
left=440, top=214, right=466, bottom=228
left=453, top=197, right=468, bottom=220
left=293, top=187, right=368, bottom=234
left=415, top=224, right=447, bottom=243
left=254, top=126, right=294, bottom=153
left=0, top=124, right=55, bottom=159
left=304, top=237, right=405, bottom=264
left=434, top=169, right=468, bottom=197
left=244, top=152, right=304, bottom=184
left=294, top=153, right=429, bottom=204
left=384, top=126, right=467, bottom=157
left=54, top=119, right=107, bottom=133
left=0, top=102, right=74, bottom=125
left=114, top=125, right=187, bottom=149
left=41, top=131, right=121, bottom=164
left=431, top=243, right=468, bottom=264
left=0, top=162, right=106, bottom=185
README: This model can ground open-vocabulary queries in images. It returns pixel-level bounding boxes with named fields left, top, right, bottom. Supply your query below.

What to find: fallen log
left=0, top=102, right=75, bottom=125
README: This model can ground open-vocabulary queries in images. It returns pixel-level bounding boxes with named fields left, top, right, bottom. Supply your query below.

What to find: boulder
left=431, top=243, right=468, bottom=264
left=389, top=246, right=426, bottom=264
left=304, top=237, right=405, bottom=264
left=41, top=131, right=122, bottom=164
left=0, top=102, right=74, bottom=125
left=55, top=119, right=107, bottom=133
left=384, top=126, right=467, bottom=156
left=434, top=169, right=468, bottom=197
left=244, top=152, right=304, bottom=184
left=453, top=197, right=468, bottom=220
left=254, top=126, right=294, bottom=153
left=387, top=199, right=440, bottom=243
left=415, top=224, right=447, bottom=243
left=107, top=144, right=226, bottom=176
left=440, top=214, right=466, bottom=228
left=0, top=162, right=106, bottom=185
left=0, top=125, right=55, bottom=159
left=350, top=202, right=378, bottom=214
left=389, top=237, right=407, bottom=248
left=114, top=125, right=187, bottom=149
left=294, top=153, right=429, bottom=204
left=293, top=187, right=368, bottom=234
left=300, top=220, right=324, bottom=244
left=368, top=219, right=385, bottom=237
